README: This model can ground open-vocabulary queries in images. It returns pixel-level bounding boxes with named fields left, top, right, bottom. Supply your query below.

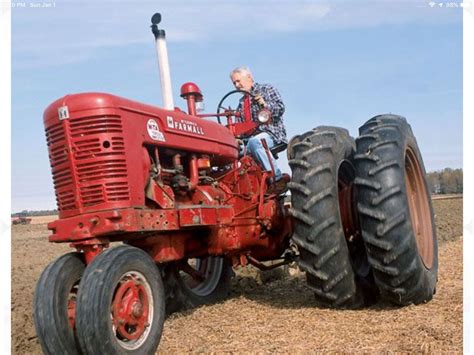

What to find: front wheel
left=354, top=114, right=438, bottom=305
left=164, top=256, right=232, bottom=313
left=75, top=245, right=165, bottom=354
left=34, top=253, right=84, bottom=355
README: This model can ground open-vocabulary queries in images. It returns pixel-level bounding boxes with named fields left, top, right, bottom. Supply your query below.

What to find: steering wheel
left=216, top=89, right=255, bottom=124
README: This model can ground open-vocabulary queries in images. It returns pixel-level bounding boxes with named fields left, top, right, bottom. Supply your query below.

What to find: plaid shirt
left=237, top=82, right=287, bottom=144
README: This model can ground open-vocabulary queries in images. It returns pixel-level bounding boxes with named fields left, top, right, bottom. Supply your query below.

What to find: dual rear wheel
left=288, top=116, right=437, bottom=308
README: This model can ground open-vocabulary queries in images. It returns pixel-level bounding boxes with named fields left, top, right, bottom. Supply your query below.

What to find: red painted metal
left=180, top=82, right=203, bottom=116
left=76, top=244, right=107, bottom=264
left=243, top=94, right=252, bottom=123
left=112, top=276, right=150, bottom=341
left=226, top=95, right=259, bottom=137
left=180, top=82, right=202, bottom=98
left=67, top=285, right=79, bottom=330
left=188, top=155, right=199, bottom=191
left=231, top=120, right=258, bottom=137
left=338, top=178, right=359, bottom=242
left=67, top=300, right=76, bottom=330
left=146, top=180, right=175, bottom=209
left=43, top=89, right=292, bottom=266
left=48, top=206, right=233, bottom=242
left=261, top=138, right=276, bottom=178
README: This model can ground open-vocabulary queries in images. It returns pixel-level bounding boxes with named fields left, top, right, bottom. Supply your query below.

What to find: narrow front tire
left=76, top=245, right=165, bottom=354
left=33, top=253, right=84, bottom=355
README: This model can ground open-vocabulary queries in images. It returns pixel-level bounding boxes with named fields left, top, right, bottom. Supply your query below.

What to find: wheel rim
left=405, top=147, right=435, bottom=269
left=111, top=271, right=154, bottom=350
left=179, top=257, right=224, bottom=297
left=338, top=161, right=359, bottom=242
left=67, top=281, right=80, bottom=330
left=338, top=161, right=370, bottom=277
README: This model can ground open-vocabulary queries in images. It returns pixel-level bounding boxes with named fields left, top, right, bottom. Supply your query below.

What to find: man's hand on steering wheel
left=254, top=94, right=266, bottom=108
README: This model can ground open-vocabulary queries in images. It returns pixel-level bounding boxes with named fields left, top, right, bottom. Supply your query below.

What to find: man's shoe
left=267, top=173, right=290, bottom=195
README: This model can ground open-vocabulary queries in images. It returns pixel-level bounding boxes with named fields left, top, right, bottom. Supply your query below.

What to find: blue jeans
left=244, top=132, right=282, bottom=180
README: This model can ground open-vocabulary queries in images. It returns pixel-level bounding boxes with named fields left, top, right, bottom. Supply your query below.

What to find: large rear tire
left=289, top=126, right=375, bottom=308
left=76, top=245, right=165, bottom=354
left=33, top=253, right=84, bottom=355
left=354, top=114, right=438, bottom=305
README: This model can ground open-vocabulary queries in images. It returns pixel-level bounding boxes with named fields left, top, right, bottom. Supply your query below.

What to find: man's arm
left=261, top=85, right=285, bottom=121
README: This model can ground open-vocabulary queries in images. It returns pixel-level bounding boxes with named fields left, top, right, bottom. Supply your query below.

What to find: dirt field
left=11, top=198, right=463, bottom=353
left=27, top=215, right=58, bottom=225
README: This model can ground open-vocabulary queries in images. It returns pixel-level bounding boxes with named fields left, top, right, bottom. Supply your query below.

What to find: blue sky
left=11, top=0, right=463, bottom=212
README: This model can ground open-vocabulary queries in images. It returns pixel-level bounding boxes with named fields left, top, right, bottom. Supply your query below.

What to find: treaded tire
left=76, top=245, right=165, bottom=354
left=163, top=256, right=232, bottom=313
left=34, top=253, right=84, bottom=355
left=354, top=114, right=438, bottom=305
left=289, top=126, right=373, bottom=308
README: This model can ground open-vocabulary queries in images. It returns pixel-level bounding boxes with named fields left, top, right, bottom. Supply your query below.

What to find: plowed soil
left=11, top=198, right=463, bottom=354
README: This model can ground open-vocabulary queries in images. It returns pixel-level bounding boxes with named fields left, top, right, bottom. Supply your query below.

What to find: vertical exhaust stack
left=151, top=13, right=174, bottom=110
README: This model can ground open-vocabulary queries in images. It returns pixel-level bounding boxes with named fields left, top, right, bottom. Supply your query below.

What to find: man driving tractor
left=230, top=66, right=289, bottom=193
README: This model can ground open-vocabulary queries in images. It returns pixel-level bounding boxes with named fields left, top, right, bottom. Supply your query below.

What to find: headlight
left=257, top=109, right=272, bottom=124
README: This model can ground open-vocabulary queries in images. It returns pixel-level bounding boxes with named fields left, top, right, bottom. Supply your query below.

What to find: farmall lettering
left=167, top=115, right=205, bottom=135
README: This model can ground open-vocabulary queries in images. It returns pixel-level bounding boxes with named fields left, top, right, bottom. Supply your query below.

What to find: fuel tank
left=43, top=92, right=238, bottom=218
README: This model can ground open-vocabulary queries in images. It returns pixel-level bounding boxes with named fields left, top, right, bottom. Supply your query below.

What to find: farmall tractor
left=33, top=13, right=438, bottom=354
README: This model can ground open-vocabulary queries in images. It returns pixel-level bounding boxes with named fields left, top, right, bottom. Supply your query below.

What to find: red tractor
left=33, top=13, right=438, bottom=354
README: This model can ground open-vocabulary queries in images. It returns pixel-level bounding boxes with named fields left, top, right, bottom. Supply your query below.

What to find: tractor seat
left=270, top=143, right=287, bottom=159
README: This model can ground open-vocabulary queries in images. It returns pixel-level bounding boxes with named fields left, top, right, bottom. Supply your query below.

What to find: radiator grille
left=46, top=122, right=77, bottom=211
left=45, top=114, right=130, bottom=214
left=74, top=136, right=125, bottom=160
left=46, top=123, right=64, bottom=146
left=76, top=159, right=127, bottom=181
left=72, top=116, right=129, bottom=208
left=105, top=182, right=130, bottom=201
left=56, top=190, right=76, bottom=211
left=76, top=159, right=130, bottom=205
left=70, top=116, right=123, bottom=137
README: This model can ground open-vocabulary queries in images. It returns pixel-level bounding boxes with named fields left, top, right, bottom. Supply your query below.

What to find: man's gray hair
left=230, top=66, right=253, bottom=78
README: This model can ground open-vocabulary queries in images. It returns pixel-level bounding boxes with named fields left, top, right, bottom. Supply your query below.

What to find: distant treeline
left=426, top=168, right=463, bottom=194
left=12, top=209, right=58, bottom=217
